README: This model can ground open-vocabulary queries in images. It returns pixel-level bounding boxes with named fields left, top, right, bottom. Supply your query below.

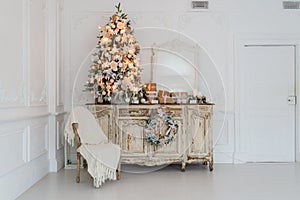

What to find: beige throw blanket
left=64, top=107, right=120, bottom=187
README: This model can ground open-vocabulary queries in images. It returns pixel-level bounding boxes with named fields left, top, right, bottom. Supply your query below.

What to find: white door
left=238, top=45, right=295, bottom=162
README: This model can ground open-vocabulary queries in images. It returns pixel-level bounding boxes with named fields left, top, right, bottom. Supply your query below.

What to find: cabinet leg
left=181, top=162, right=186, bottom=172
left=209, top=162, right=213, bottom=171
left=209, top=156, right=214, bottom=171
left=94, top=181, right=100, bottom=189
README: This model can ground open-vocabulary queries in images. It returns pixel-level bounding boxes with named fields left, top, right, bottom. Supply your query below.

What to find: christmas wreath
left=145, top=109, right=178, bottom=146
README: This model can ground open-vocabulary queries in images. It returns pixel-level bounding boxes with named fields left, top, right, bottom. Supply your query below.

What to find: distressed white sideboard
left=86, top=104, right=214, bottom=171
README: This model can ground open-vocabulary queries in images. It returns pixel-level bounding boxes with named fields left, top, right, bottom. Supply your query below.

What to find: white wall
left=0, top=0, right=65, bottom=199
left=62, top=0, right=300, bottom=163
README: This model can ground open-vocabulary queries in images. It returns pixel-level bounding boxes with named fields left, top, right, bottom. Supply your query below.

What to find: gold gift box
left=158, top=90, right=169, bottom=97
left=144, top=83, right=156, bottom=92
left=158, top=97, right=174, bottom=104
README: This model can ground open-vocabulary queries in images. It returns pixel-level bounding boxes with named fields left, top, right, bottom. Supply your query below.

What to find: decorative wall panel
left=0, top=0, right=25, bottom=107
left=56, top=119, right=65, bottom=150
left=29, top=0, right=47, bottom=106
left=0, top=128, right=26, bottom=176
left=28, top=123, right=48, bottom=161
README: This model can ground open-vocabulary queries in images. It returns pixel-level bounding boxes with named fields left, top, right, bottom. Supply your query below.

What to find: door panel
left=239, top=45, right=295, bottom=162
left=119, top=120, right=147, bottom=156
left=187, top=107, right=209, bottom=156
left=154, top=119, right=182, bottom=156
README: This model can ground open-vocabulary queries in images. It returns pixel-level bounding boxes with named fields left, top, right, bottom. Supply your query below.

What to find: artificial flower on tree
left=85, top=3, right=144, bottom=103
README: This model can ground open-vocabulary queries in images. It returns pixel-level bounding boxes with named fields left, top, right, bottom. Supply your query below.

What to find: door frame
left=234, top=33, right=300, bottom=163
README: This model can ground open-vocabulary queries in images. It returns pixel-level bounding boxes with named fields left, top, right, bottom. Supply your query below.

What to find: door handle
left=287, top=96, right=296, bottom=105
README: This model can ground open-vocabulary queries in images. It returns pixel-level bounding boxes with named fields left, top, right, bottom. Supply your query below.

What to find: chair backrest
left=70, top=107, right=108, bottom=144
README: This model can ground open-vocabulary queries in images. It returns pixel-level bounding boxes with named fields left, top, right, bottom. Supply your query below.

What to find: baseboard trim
left=49, top=149, right=65, bottom=172
left=232, top=152, right=248, bottom=164
left=214, top=152, right=234, bottom=163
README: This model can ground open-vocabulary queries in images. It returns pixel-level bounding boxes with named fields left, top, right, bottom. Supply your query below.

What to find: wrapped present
left=172, top=92, right=188, bottom=104
left=158, top=97, right=173, bottom=104
left=150, top=99, right=159, bottom=104
left=146, top=91, right=158, bottom=103
left=147, top=96, right=158, bottom=103
left=170, top=92, right=176, bottom=97
left=146, top=91, right=157, bottom=97
left=144, top=83, right=156, bottom=91
left=158, top=90, right=169, bottom=97
left=189, top=99, right=198, bottom=104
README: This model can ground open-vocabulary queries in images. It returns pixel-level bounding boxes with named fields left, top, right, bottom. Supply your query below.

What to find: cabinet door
left=118, top=119, right=148, bottom=156
left=151, top=106, right=183, bottom=157
left=153, top=119, right=183, bottom=157
left=187, top=107, right=209, bottom=156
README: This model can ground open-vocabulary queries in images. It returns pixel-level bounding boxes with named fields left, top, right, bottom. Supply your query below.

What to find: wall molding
left=0, top=0, right=65, bottom=199
left=28, top=123, right=48, bottom=161
left=29, top=0, right=49, bottom=107
left=213, top=113, right=234, bottom=163
left=0, top=107, right=49, bottom=123
left=0, top=81, right=27, bottom=107
left=29, top=84, right=48, bottom=106
left=56, top=119, right=64, bottom=150
left=0, top=128, right=27, bottom=177
left=0, top=153, right=49, bottom=200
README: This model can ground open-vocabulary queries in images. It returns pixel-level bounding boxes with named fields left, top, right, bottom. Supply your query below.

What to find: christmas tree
left=85, top=3, right=144, bottom=103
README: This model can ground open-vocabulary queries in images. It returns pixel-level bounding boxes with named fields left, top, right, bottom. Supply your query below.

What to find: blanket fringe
left=79, top=145, right=117, bottom=188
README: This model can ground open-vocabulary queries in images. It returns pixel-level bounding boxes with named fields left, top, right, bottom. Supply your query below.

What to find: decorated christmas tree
left=85, top=3, right=144, bottom=103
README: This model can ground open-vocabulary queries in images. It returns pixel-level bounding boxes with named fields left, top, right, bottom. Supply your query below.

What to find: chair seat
left=78, top=143, right=121, bottom=187
left=78, top=143, right=121, bottom=170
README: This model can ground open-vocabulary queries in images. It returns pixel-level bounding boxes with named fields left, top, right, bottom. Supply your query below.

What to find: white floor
left=17, top=163, right=300, bottom=200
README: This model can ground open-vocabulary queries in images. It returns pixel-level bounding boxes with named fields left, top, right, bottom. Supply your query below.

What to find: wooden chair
left=66, top=107, right=121, bottom=188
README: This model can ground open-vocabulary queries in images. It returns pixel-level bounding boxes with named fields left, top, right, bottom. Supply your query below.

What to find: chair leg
left=117, top=162, right=121, bottom=180
left=76, top=152, right=81, bottom=183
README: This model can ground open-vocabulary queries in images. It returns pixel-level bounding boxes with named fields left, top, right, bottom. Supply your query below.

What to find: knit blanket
left=64, top=107, right=120, bottom=187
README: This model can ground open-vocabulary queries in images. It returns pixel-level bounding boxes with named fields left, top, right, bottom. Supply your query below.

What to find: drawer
left=164, top=106, right=183, bottom=118
left=118, top=108, right=150, bottom=117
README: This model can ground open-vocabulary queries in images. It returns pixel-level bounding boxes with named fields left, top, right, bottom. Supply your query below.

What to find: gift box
left=146, top=91, right=158, bottom=103
left=146, top=91, right=157, bottom=97
left=158, top=90, right=169, bottom=97
left=158, top=97, right=173, bottom=104
left=150, top=99, right=159, bottom=104
left=147, top=96, right=158, bottom=103
left=171, top=92, right=188, bottom=104
left=170, top=92, right=176, bottom=97
left=144, top=83, right=156, bottom=91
